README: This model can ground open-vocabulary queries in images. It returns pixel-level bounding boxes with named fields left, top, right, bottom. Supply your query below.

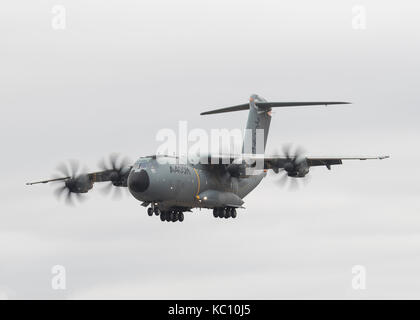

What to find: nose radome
left=128, top=169, right=150, bottom=193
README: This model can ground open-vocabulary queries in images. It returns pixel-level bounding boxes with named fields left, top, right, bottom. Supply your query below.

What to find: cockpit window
left=134, top=157, right=152, bottom=169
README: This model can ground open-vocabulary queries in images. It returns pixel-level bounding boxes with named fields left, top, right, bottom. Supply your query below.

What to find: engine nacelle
left=226, top=163, right=247, bottom=178
left=286, top=159, right=309, bottom=178
left=65, top=175, right=93, bottom=193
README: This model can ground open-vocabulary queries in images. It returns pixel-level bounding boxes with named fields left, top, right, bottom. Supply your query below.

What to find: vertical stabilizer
left=242, top=94, right=272, bottom=154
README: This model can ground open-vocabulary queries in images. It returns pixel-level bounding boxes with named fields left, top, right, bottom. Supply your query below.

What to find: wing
left=26, top=168, right=132, bottom=187
left=197, top=153, right=389, bottom=178
left=264, top=155, right=389, bottom=172
left=26, top=155, right=133, bottom=203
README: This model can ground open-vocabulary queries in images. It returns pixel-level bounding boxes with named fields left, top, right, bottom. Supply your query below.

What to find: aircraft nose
left=128, top=169, right=150, bottom=193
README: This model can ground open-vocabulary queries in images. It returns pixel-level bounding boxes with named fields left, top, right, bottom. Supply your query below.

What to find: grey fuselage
left=127, top=157, right=265, bottom=211
left=128, top=94, right=271, bottom=212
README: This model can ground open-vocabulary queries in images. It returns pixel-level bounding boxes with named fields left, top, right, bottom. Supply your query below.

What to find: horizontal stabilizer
left=200, top=101, right=350, bottom=115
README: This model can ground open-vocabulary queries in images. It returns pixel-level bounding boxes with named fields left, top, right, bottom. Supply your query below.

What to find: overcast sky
left=1, top=0, right=419, bottom=299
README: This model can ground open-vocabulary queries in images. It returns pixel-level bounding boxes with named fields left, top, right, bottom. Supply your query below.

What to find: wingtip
left=324, top=101, right=351, bottom=106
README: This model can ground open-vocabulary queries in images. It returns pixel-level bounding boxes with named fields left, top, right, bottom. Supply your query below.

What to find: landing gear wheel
left=147, top=208, right=153, bottom=216
left=231, top=208, right=237, bottom=218
left=179, top=212, right=184, bottom=222
left=220, top=208, right=226, bottom=218
left=213, top=209, right=218, bottom=218
left=160, top=211, right=166, bottom=221
left=224, top=208, right=231, bottom=218
left=165, top=212, right=171, bottom=222
left=154, top=207, right=160, bottom=216
left=218, top=208, right=223, bottom=218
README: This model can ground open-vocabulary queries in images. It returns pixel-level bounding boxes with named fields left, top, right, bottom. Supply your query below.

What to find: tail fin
left=242, top=94, right=271, bottom=154
left=200, top=95, right=350, bottom=154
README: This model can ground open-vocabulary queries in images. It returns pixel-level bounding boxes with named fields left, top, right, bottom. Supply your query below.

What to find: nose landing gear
left=154, top=207, right=160, bottom=216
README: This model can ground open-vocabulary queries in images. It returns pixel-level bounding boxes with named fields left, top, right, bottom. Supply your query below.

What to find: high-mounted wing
left=197, top=151, right=389, bottom=179
left=26, top=154, right=132, bottom=204
left=264, top=155, right=389, bottom=174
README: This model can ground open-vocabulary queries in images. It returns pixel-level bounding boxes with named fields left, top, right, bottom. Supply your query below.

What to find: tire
left=160, top=212, right=166, bottom=221
left=147, top=208, right=153, bottom=216
left=179, top=212, right=184, bottom=222
left=213, top=209, right=218, bottom=218
left=231, top=209, right=237, bottom=218
left=165, top=212, right=171, bottom=222
left=154, top=207, right=160, bottom=216
left=224, top=209, right=230, bottom=218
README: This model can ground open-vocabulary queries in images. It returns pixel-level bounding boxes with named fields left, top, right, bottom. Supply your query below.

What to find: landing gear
left=159, top=210, right=185, bottom=223
left=166, top=212, right=171, bottom=222
left=160, top=212, right=166, bottom=221
left=154, top=207, right=160, bottom=216
left=213, top=207, right=237, bottom=220
left=147, top=207, right=153, bottom=216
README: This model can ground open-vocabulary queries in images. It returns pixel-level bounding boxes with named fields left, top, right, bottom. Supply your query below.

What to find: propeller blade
left=65, top=189, right=74, bottom=206
left=52, top=160, right=88, bottom=206
left=57, top=163, right=70, bottom=177
left=99, top=182, right=114, bottom=195
left=109, top=153, right=119, bottom=170
left=69, top=159, right=79, bottom=177
left=74, top=192, right=86, bottom=202
left=53, top=184, right=67, bottom=199
left=282, top=144, right=292, bottom=159
left=289, top=178, right=299, bottom=191
left=113, top=186, right=123, bottom=199
left=96, top=153, right=132, bottom=200
left=274, top=144, right=310, bottom=190
left=277, top=171, right=289, bottom=186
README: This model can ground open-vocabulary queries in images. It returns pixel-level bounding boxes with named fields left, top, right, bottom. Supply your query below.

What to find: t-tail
left=200, top=95, right=350, bottom=154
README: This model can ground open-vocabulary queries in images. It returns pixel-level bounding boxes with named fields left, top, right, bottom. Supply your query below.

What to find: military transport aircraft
left=27, top=95, right=388, bottom=222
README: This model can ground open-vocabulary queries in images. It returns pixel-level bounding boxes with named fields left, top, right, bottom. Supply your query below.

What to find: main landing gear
left=160, top=210, right=184, bottom=223
left=213, top=207, right=237, bottom=219
left=146, top=206, right=184, bottom=223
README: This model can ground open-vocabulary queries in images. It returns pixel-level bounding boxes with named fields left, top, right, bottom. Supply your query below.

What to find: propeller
left=52, top=160, right=91, bottom=205
left=274, top=144, right=310, bottom=190
left=98, top=153, right=131, bottom=199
